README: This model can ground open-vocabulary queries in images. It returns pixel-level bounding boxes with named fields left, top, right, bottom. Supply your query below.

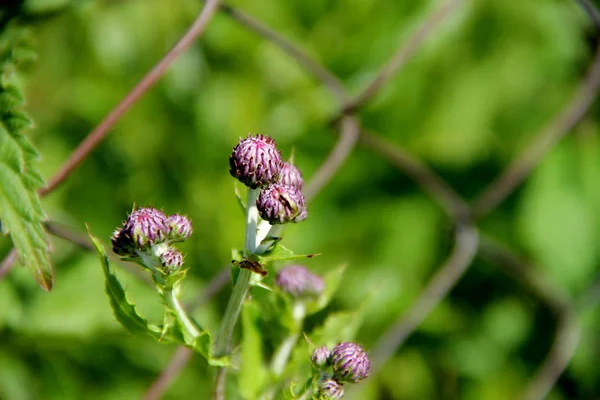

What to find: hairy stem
left=164, top=287, right=201, bottom=338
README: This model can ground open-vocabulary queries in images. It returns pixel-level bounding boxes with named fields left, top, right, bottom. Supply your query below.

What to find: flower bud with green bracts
left=160, top=247, right=183, bottom=272
left=122, top=207, right=170, bottom=249
left=167, top=214, right=192, bottom=242
left=311, top=345, right=331, bottom=369
left=317, top=378, right=345, bottom=400
left=257, top=183, right=307, bottom=224
left=229, top=134, right=283, bottom=189
left=278, top=161, right=303, bottom=189
left=330, top=342, right=370, bottom=383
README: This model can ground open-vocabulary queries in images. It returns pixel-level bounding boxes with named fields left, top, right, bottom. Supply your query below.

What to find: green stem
left=270, top=302, right=305, bottom=376
left=164, top=286, right=201, bottom=338
left=213, top=188, right=260, bottom=357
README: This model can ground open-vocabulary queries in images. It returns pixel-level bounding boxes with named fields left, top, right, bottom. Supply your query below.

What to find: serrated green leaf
left=239, top=302, right=268, bottom=399
left=0, top=25, right=52, bottom=291
left=89, top=233, right=163, bottom=339
left=258, top=244, right=320, bottom=264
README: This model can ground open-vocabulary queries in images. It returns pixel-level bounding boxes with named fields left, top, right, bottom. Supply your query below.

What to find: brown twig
left=141, top=347, right=194, bottom=400
left=576, top=0, right=600, bottom=28
left=304, top=116, right=360, bottom=201
left=368, top=223, right=479, bottom=375
left=39, top=0, right=221, bottom=197
left=0, top=247, right=18, bottom=279
left=472, top=43, right=600, bottom=218
left=478, top=237, right=580, bottom=400
left=218, top=4, right=348, bottom=103
left=342, top=0, right=463, bottom=114
left=358, top=129, right=469, bottom=220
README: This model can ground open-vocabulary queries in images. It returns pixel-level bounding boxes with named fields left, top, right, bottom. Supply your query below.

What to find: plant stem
left=213, top=188, right=260, bottom=357
left=270, top=302, right=305, bottom=376
left=164, top=287, right=201, bottom=338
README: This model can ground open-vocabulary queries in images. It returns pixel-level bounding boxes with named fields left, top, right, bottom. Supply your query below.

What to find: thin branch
left=342, top=0, right=463, bottom=114
left=472, top=43, right=600, bottom=218
left=304, top=116, right=360, bottom=201
left=212, top=367, right=227, bottom=400
left=358, top=129, right=469, bottom=220
left=141, top=347, right=194, bottom=400
left=39, top=0, right=221, bottom=196
left=478, top=237, right=580, bottom=400
left=217, top=3, right=348, bottom=102
left=368, top=223, right=479, bottom=374
left=575, top=0, right=600, bottom=28
left=44, top=221, right=153, bottom=285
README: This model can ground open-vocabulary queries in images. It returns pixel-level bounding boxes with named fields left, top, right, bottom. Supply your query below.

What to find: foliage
left=1, top=0, right=600, bottom=399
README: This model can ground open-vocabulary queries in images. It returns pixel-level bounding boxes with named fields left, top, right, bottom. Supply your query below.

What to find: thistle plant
left=88, top=133, right=370, bottom=398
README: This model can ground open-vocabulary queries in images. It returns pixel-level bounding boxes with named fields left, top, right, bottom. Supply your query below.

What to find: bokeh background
left=1, top=0, right=600, bottom=399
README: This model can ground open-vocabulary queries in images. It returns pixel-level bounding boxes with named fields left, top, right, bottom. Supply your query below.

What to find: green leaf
left=309, top=299, right=370, bottom=348
left=258, top=244, right=320, bottom=264
left=0, top=26, right=52, bottom=291
left=89, top=232, right=163, bottom=339
left=239, top=302, right=268, bottom=399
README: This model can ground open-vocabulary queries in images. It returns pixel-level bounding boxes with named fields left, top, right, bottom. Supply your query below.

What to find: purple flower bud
left=160, top=248, right=184, bottom=271
left=111, top=228, right=137, bottom=258
left=257, top=183, right=307, bottom=224
left=122, top=207, right=170, bottom=248
left=311, top=346, right=331, bottom=368
left=229, top=134, right=283, bottom=189
left=278, top=161, right=303, bottom=189
left=317, top=379, right=345, bottom=400
left=167, top=214, right=193, bottom=242
left=330, top=342, right=370, bottom=383
left=276, top=265, right=324, bottom=297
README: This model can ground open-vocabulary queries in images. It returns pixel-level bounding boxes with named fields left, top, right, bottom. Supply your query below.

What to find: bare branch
left=472, top=43, right=600, bottom=218
left=0, top=247, right=18, bottom=279
left=141, top=347, right=194, bottom=400
left=304, top=116, right=360, bottom=201
left=368, top=223, right=479, bottom=374
left=576, top=0, right=600, bottom=28
left=358, top=129, right=469, bottom=220
left=343, top=0, right=463, bottom=114
left=478, top=237, right=580, bottom=400
left=39, top=0, right=221, bottom=196
left=218, top=3, right=348, bottom=102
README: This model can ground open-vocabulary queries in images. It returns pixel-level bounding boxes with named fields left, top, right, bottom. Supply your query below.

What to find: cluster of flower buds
left=229, top=134, right=307, bottom=224
left=276, top=265, right=324, bottom=298
left=111, top=207, right=192, bottom=273
left=311, top=342, right=371, bottom=399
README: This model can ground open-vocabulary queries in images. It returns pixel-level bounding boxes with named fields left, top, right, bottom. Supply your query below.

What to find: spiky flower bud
left=278, top=161, right=303, bottom=189
left=311, top=346, right=331, bottom=369
left=111, top=228, right=137, bottom=258
left=160, top=248, right=183, bottom=271
left=167, top=214, right=192, bottom=242
left=229, top=134, right=283, bottom=189
left=276, top=265, right=324, bottom=297
left=330, top=342, right=370, bottom=383
left=317, top=379, right=345, bottom=400
left=122, top=207, right=170, bottom=248
left=257, top=183, right=307, bottom=224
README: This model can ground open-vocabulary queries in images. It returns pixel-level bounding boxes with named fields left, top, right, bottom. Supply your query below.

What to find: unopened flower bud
left=160, top=248, right=183, bottom=271
left=276, top=265, right=324, bottom=297
left=111, top=228, right=136, bottom=258
left=229, top=134, right=283, bottom=189
left=278, top=161, right=303, bottom=189
left=123, top=207, right=170, bottom=248
left=311, top=346, right=331, bottom=368
left=330, top=342, right=370, bottom=383
left=167, top=214, right=192, bottom=242
left=317, top=379, right=344, bottom=400
left=257, top=183, right=307, bottom=224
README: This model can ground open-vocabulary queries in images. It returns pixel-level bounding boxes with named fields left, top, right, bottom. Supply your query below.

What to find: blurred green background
left=1, top=0, right=600, bottom=398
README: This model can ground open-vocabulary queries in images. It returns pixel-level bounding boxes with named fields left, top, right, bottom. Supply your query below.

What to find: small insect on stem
left=233, top=258, right=268, bottom=276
